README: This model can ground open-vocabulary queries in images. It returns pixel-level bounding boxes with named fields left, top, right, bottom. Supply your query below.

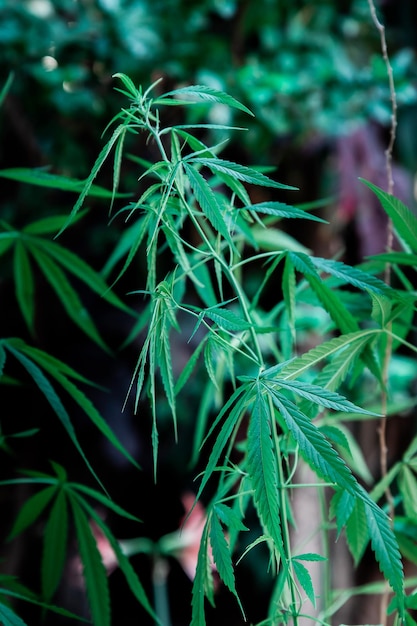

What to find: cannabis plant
left=1, top=73, right=417, bottom=626
left=60, top=76, right=407, bottom=622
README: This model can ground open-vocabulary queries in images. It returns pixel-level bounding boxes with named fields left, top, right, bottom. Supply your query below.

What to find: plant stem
left=367, top=0, right=397, bottom=519
left=176, top=185, right=265, bottom=367
left=367, top=1, right=398, bottom=623
left=317, top=484, right=332, bottom=619
left=152, top=555, right=172, bottom=626
left=271, top=403, right=299, bottom=625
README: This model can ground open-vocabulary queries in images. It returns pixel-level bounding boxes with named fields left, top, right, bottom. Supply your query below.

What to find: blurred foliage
left=2, top=0, right=417, bottom=174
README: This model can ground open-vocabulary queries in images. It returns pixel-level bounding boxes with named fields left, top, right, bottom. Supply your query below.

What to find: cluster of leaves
left=0, top=462, right=156, bottom=626
left=1, top=69, right=417, bottom=626
left=0, top=70, right=158, bottom=626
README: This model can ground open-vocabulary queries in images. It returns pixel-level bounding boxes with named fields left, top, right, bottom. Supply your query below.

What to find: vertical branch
left=367, top=0, right=397, bottom=199
left=367, top=1, right=397, bottom=623
left=367, top=0, right=397, bottom=500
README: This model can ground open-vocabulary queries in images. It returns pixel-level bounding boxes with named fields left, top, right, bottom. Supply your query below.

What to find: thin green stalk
left=149, top=126, right=171, bottom=164
left=318, top=484, right=332, bottom=620
left=152, top=555, right=172, bottom=626
left=270, top=398, right=299, bottom=625
left=222, top=263, right=265, bottom=367
left=176, top=185, right=265, bottom=367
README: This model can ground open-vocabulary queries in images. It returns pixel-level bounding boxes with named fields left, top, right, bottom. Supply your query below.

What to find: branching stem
left=175, top=185, right=265, bottom=367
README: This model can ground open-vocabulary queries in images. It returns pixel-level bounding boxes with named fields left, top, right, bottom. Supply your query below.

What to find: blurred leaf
left=399, top=466, right=417, bottom=523
left=42, top=489, right=68, bottom=602
left=294, top=553, right=326, bottom=562
left=0, top=72, right=13, bottom=108
left=8, top=485, right=57, bottom=541
left=0, top=343, right=6, bottom=378
left=23, top=212, right=88, bottom=235
left=13, top=241, right=35, bottom=335
left=70, top=496, right=110, bottom=626
left=20, top=343, right=140, bottom=471
left=360, top=180, right=417, bottom=253
left=5, top=340, right=104, bottom=489
left=85, top=504, right=157, bottom=621
left=251, top=226, right=310, bottom=253
left=32, top=238, right=133, bottom=315
left=370, top=292, right=392, bottom=327
left=68, top=482, right=140, bottom=522
left=319, top=425, right=351, bottom=453
left=31, top=246, right=109, bottom=352
left=0, top=169, right=130, bottom=199
left=0, top=602, right=28, bottom=626
left=0, top=588, right=86, bottom=622
left=326, top=423, right=373, bottom=485
left=369, top=251, right=417, bottom=268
